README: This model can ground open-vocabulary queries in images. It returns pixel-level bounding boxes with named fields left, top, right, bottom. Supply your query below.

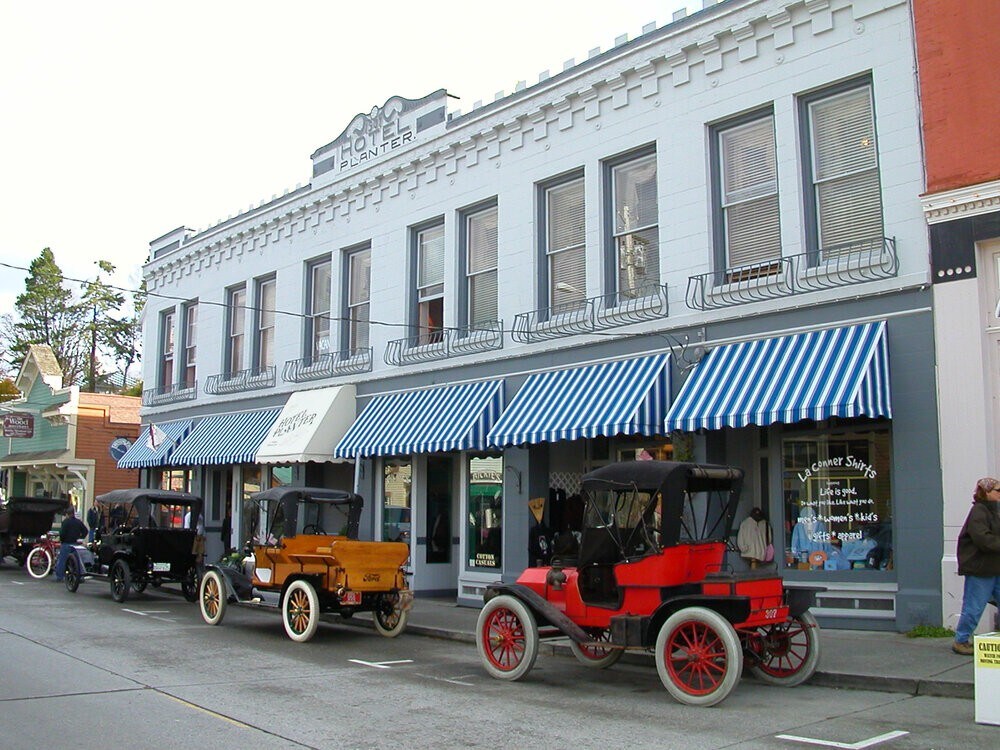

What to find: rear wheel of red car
left=199, top=570, right=228, bottom=626
left=373, top=591, right=408, bottom=638
left=570, top=628, right=624, bottom=669
left=748, top=612, right=820, bottom=686
left=283, top=579, right=319, bottom=642
left=477, top=595, right=538, bottom=681
left=26, top=547, right=52, bottom=579
left=110, top=559, right=131, bottom=603
left=655, top=606, right=743, bottom=707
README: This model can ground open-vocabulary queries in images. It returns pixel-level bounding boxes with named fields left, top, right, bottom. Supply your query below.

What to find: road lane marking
left=122, top=608, right=176, bottom=623
left=776, top=730, right=909, bottom=748
left=416, top=672, right=475, bottom=686
left=349, top=659, right=414, bottom=669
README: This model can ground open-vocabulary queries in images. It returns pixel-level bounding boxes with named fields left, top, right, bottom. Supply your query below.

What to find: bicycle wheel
left=26, top=547, right=53, bottom=579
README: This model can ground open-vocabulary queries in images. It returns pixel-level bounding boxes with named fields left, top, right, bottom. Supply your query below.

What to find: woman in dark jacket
left=953, top=477, right=1000, bottom=655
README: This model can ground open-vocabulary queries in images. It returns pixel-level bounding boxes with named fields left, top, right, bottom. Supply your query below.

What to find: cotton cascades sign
left=3, top=413, right=34, bottom=438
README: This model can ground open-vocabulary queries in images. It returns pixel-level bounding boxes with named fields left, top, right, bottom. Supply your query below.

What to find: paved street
left=0, top=567, right=995, bottom=749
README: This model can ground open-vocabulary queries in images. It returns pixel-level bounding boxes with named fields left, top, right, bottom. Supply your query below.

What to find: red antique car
left=476, top=460, right=820, bottom=706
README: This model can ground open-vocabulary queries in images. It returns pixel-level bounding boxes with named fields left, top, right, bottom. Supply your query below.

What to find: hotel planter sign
left=3, top=413, right=34, bottom=438
left=311, top=90, right=449, bottom=181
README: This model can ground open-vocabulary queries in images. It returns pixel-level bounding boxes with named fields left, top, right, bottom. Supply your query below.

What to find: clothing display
left=737, top=510, right=771, bottom=563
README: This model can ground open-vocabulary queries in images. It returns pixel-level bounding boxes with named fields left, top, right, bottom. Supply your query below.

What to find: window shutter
left=468, top=208, right=498, bottom=273
left=419, top=226, right=445, bottom=288
left=547, top=179, right=585, bottom=253
left=470, top=273, right=498, bottom=326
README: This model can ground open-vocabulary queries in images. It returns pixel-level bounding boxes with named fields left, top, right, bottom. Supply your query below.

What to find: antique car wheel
left=570, top=628, right=624, bottom=669
left=655, top=606, right=743, bottom=707
left=26, top=547, right=53, bottom=579
left=199, top=570, right=228, bottom=626
left=747, top=612, right=821, bottom=687
left=476, top=595, right=539, bottom=681
left=181, top=569, right=199, bottom=602
left=132, top=578, right=148, bottom=593
left=283, top=579, right=320, bottom=642
left=373, top=591, right=408, bottom=638
left=64, top=554, right=81, bottom=593
left=110, top=559, right=132, bottom=603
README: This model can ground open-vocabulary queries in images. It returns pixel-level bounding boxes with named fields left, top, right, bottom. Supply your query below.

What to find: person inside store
left=53, top=507, right=88, bottom=582
left=952, top=476, right=1000, bottom=656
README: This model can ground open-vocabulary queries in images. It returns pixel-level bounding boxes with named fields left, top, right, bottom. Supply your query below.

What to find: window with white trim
left=715, top=115, right=780, bottom=268
left=804, top=82, right=883, bottom=257
left=307, top=258, right=332, bottom=359
left=159, top=310, right=174, bottom=387
left=227, top=286, right=246, bottom=375
left=346, top=247, right=371, bottom=351
left=415, top=223, right=445, bottom=345
left=544, top=176, right=586, bottom=307
left=181, top=302, right=197, bottom=388
left=465, top=206, right=498, bottom=328
left=610, top=153, right=659, bottom=296
left=255, top=277, right=275, bottom=369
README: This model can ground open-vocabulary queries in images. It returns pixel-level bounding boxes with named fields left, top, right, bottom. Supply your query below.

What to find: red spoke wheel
left=748, top=612, right=820, bottom=686
left=655, top=606, right=742, bottom=706
left=570, top=628, right=623, bottom=669
left=476, top=595, right=538, bottom=681
left=282, top=579, right=319, bottom=643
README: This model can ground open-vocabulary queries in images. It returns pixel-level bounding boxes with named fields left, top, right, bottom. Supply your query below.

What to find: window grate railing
left=384, top=321, right=504, bottom=366
left=512, top=283, right=669, bottom=343
left=142, top=381, right=198, bottom=407
left=685, top=237, right=897, bottom=311
left=204, top=366, right=276, bottom=395
left=282, top=348, right=373, bottom=383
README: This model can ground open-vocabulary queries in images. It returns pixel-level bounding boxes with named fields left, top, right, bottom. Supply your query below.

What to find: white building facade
left=135, top=0, right=941, bottom=629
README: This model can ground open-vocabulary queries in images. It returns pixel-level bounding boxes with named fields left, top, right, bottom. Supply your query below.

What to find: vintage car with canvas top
left=198, top=486, right=412, bottom=643
left=476, top=460, right=820, bottom=707
left=0, top=496, right=69, bottom=568
left=62, top=488, right=203, bottom=602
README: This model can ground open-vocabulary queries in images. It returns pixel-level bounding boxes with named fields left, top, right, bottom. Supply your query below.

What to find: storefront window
left=382, top=459, right=411, bottom=542
left=159, top=469, right=189, bottom=492
left=468, top=455, right=502, bottom=569
left=268, top=466, right=293, bottom=487
left=782, top=427, right=892, bottom=572
left=240, top=466, right=263, bottom=548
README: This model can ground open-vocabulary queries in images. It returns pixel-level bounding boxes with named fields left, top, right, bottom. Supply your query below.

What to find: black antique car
left=63, top=488, right=203, bottom=603
left=0, top=496, right=70, bottom=568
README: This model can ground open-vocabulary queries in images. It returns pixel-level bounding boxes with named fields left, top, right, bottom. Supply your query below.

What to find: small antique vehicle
left=0, top=496, right=70, bottom=569
left=476, top=461, right=820, bottom=707
left=198, top=486, right=412, bottom=643
left=62, top=488, right=203, bottom=603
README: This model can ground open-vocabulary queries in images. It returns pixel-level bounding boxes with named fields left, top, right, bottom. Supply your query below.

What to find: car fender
left=204, top=563, right=254, bottom=602
left=786, top=586, right=823, bottom=618
left=485, top=582, right=593, bottom=644
left=648, top=594, right=752, bottom=644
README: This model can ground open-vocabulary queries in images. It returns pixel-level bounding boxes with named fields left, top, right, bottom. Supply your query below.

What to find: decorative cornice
left=921, top=179, right=1000, bottom=225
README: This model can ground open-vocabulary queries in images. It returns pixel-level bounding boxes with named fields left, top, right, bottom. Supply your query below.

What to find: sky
left=0, top=0, right=689, bottom=318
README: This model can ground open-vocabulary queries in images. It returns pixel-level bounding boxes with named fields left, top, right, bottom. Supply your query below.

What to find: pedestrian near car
left=53, top=507, right=88, bottom=582
left=86, top=504, right=99, bottom=543
left=953, top=476, right=1000, bottom=656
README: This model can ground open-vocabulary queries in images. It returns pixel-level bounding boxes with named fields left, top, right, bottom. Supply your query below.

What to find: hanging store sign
left=3, top=413, right=35, bottom=438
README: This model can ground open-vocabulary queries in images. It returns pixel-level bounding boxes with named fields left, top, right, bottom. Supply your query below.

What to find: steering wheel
left=302, top=524, right=326, bottom=534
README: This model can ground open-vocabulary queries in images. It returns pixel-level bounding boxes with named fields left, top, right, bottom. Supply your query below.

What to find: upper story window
left=609, top=152, right=658, bottom=297
left=255, top=277, right=276, bottom=369
left=159, top=310, right=175, bottom=387
left=307, top=258, right=332, bottom=359
left=181, top=302, right=198, bottom=388
left=227, top=286, right=246, bottom=375
left=544, top=175, right=586, bottom=308
left=464, top=205, right=498, bottom=328
left=414, top=222, right=445, bottom=345
left=345, top=246, right=371, bottom=351
left=713, top=113, right=780, bottom=269
left=801, top=80, right=882, bottom=257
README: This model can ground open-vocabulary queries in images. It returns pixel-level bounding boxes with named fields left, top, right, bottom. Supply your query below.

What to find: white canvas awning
left=255, top=385, right=356, bottom=464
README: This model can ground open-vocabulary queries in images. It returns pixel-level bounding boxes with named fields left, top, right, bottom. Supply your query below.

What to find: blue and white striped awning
left=117, top=420, right=192, bottom=469
left=334, top=380, right=504, bottom=459
left=169, top=408, right=281, bottom=466
left=486, top=354, right=671, bottom=448
left=664, top=321, right=891, bottom=432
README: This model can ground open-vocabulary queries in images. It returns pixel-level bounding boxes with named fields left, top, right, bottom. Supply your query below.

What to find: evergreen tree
left=80, top=260, right=125, bottom=392
left=107, top=279, right=146, bottom=391
left=11, top=249, right=86, bottom=384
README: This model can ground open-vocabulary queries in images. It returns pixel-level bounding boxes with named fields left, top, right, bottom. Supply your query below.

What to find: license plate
left=152, top=562, right=170, bottom=572
left=340, top=591, right=361, bottom=606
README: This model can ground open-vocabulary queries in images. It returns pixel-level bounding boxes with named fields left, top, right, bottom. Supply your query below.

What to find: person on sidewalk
left=953, top=476, right=1000, bottom=656
left=53, top=507, right=88, bottom=582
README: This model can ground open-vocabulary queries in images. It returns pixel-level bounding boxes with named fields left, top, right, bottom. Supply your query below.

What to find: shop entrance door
left=422, top=456, right=457, bottom=593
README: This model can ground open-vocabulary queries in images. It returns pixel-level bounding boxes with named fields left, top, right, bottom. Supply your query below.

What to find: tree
left=11, top=249, right=86, bottom=384
left=0, top=378, right=18, bottom=402
left=106, top=279, right=146, bottom=391
left=80, top=260, right=125, bottom=392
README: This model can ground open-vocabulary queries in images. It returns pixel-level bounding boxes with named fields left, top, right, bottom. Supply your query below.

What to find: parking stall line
left=348, top=659, right=414, bottom=669
left=776, top=730, right=909, bottom=749
left=416, top=673, right=475, bottom=687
